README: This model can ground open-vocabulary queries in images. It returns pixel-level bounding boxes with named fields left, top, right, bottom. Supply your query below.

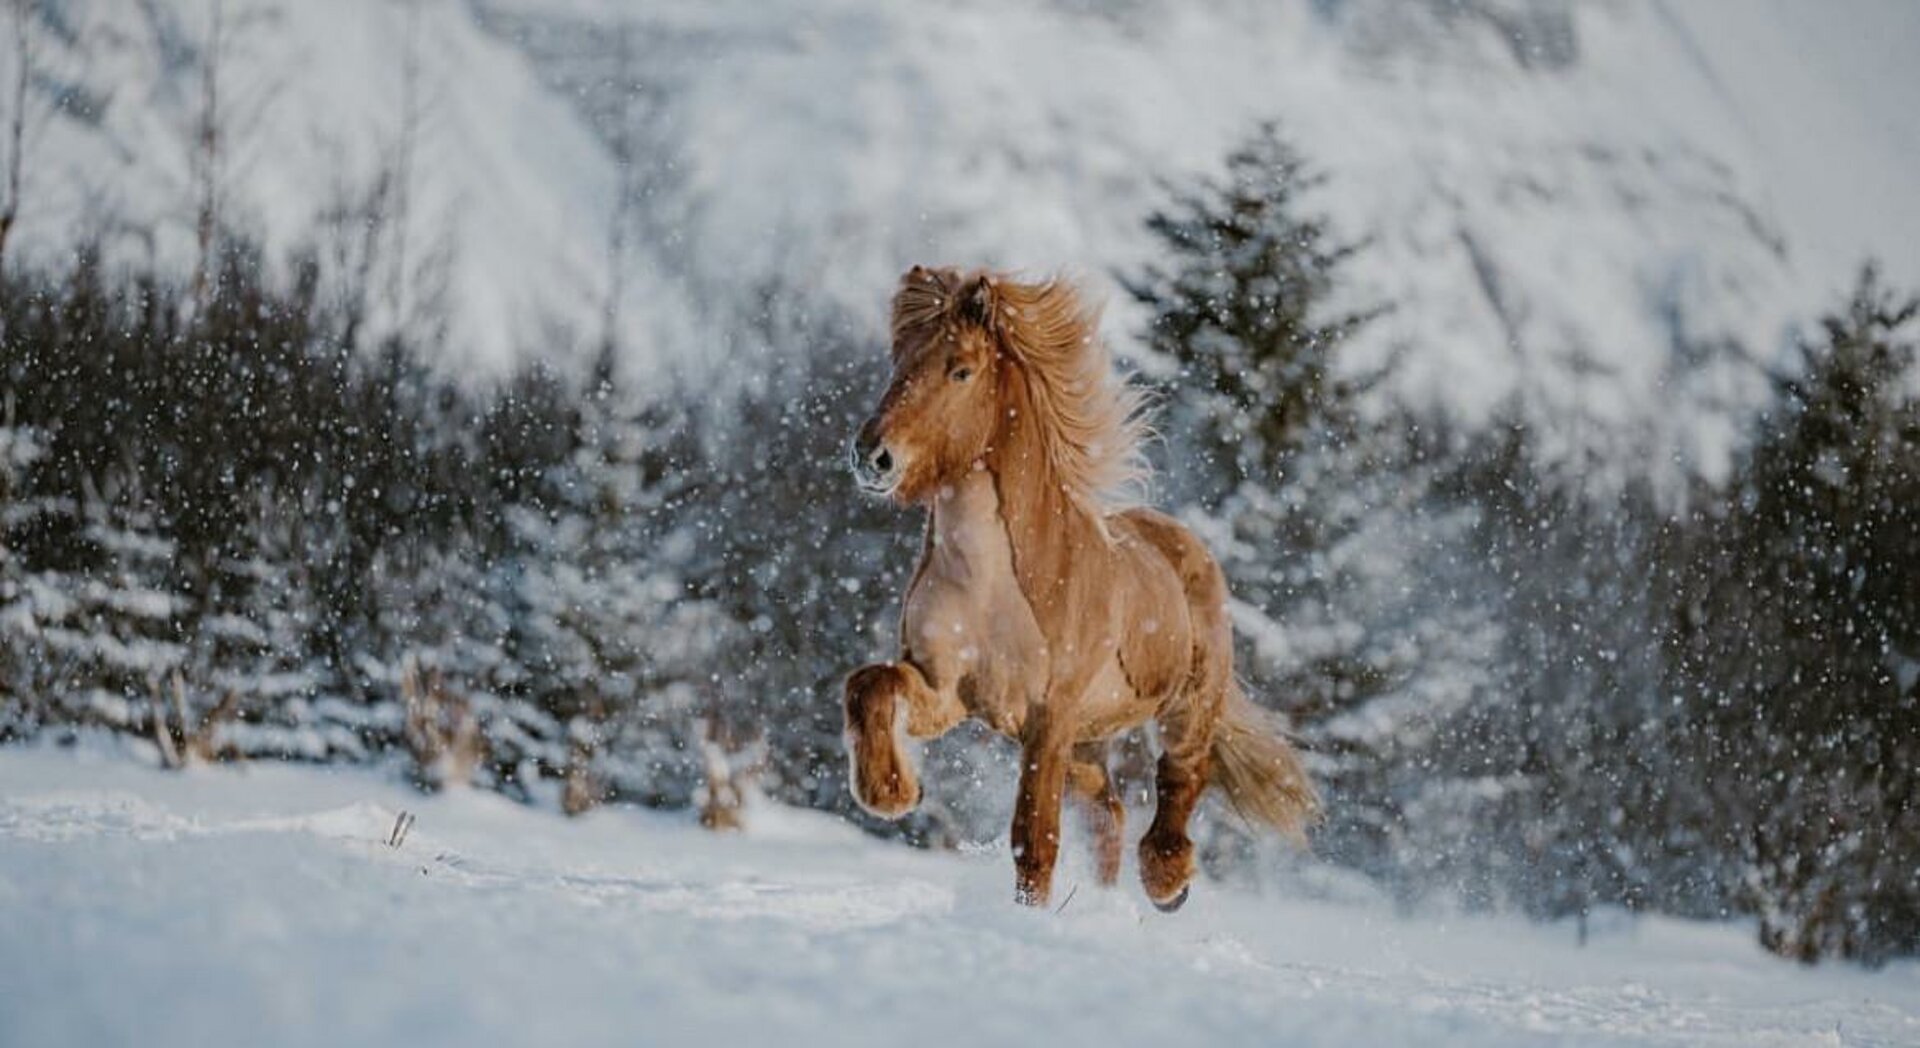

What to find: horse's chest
left=903, top=482, right=1044, bottom=731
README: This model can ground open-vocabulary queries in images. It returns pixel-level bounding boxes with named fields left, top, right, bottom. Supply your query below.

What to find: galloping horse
left=844, top=266, right=1319, bottom=910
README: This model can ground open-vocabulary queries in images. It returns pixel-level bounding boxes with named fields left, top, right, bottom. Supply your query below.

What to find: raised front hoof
left=850, top=771, right=921, bottom=820
left=844, top=664, right=921, bottom=819
left=1149, top=885, right=1191, bottom=913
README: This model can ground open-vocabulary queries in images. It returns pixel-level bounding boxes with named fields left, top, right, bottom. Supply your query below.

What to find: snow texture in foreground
left=2, top=750, right=1916, bottom=1047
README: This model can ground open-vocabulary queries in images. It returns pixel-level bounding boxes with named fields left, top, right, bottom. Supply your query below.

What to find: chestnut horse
left=844, top=266, right=1319, bottom=910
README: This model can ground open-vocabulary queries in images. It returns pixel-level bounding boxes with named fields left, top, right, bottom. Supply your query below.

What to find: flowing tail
left=1209, top=686, right=1321, bottom=844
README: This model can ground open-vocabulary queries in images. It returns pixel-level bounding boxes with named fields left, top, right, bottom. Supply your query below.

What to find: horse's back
left=1111, top=507, right=1230, bottom=618
left=1109, top=507, right=1236, bottom=717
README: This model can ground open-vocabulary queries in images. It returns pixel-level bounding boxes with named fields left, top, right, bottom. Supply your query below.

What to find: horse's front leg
left=844, top=660, right=965, bottom=818
left=1010, top=708, right=1073, bottom=907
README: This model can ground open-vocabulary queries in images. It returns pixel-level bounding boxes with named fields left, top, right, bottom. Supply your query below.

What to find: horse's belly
left=1073, top=654, right=1144, bottom=740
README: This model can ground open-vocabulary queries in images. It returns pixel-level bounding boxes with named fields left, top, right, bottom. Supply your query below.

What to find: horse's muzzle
left=850, top=424, right=898, bottom=495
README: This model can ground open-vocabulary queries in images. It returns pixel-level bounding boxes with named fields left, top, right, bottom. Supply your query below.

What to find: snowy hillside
left=481, top=0, right=1920, bottom=479
left=4, top=748, right=1917, bottom=1047
left=9, top=1, right=1919, bottom=471
left=3, top=0, right=635, bottom=369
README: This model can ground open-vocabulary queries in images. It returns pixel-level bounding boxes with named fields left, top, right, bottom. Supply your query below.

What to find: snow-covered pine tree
left=1671, top=264, right=1920, bottom=963
left=1125, top=121, right=1378, bottom=499
left=1124, top=122, right=1489, bottom=880
left=363, top=529, right=509, bottom=790
left=223, top=491, right=340, bottom=760
left=0, top=414, right=56, bottom=736
left=1124, top=123, right=1383, bottom=719
left=33, top=477, right=192, bottom=746
left=683, top=286, right=925, bottom=824
left=1420, top=422, right=1690, bottom=921
left=500, top=352, right=728, bottom=811
left=569, top=428, right=737, bottom=814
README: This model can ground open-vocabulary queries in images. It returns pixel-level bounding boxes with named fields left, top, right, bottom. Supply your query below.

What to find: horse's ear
left=958, top=274, right=998, bottom=332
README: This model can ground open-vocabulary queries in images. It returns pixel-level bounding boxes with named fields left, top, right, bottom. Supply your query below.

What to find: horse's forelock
left=889, top=266, right=959, bottom=357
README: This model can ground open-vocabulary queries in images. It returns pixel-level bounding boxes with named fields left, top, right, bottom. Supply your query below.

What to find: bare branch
left=600, top=21, right=638, bottom=356
left=0, top=0, right=36, bottom=269
left=387, top=0, right=424, bottom=332
left=189, top=0, right=227, bottom=312
left=149, top=673, right=182, bottom=770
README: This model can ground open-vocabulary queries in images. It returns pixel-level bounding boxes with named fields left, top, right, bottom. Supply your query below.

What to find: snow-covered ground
left=3, top=749, right=1915, bottom=1047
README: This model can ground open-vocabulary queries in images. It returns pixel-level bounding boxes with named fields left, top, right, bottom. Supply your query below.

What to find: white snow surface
left=3, top=748, right=1916, bottom=1047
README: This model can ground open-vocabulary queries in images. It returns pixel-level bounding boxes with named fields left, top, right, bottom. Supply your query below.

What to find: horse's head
left=852, top=266, right=1004, bottom=503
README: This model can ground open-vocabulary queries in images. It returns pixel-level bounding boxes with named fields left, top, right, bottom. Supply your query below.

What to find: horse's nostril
left=872, top=448, right=893, bottom=475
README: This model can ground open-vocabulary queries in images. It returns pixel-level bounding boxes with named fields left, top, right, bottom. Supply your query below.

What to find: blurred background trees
left=0, top=117, right=1914, bottom=964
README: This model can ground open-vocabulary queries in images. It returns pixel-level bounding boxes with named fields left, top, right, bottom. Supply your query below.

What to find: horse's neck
left=982, top=397, right=1103, bottom=624
left=926, top=469, right=1010, bottom=573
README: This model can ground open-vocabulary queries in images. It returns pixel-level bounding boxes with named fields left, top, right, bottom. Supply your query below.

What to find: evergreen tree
left=1124, top=120, right=1377, bottom=497
left=39, top=480, right=191, bottom=741
left=1125, top=122, right=1471, bottom=875
left=1414, top=424, right=1695, bottom=923
left=1124, top=122, right=1389, bottom=717
left=1672, top=264, right=1920, bottom=962
left=0, top=415, right=55, bottom=736
left=501, top=355, right=724, bottom=811
left=685, top=287, right=921, bottom=821
left=208, top=490, right=338, bottom=761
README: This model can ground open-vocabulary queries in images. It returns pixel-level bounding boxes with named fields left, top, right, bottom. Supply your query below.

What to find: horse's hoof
left=1150, top=885, right=1190, bottom=913
left=855, top=780, right=920, bottom=820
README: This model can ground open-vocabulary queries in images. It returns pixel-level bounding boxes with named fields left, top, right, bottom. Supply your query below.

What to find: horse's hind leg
left=844, top=661, right=964, bottom=818
left=1139, top=691, right=1217, bottom=912
left=1067, top=742, right=1124, bottom=887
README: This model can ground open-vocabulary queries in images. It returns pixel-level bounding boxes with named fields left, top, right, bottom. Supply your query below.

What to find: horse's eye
left=950, top=366, right=973, bottom=383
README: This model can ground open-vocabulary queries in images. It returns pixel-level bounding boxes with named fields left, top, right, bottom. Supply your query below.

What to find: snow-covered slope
left=5, top=0, right=640, bottom=370
left=478, top=0, right=1920, bottom=479
left=9, top=1, right=1920, bottom=470
left=2, top=748, right=1916, bottom=1047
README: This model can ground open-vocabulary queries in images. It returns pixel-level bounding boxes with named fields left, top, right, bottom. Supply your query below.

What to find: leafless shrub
left=401, top=656, right=485, bottom=791
left=148, top=670, right=241, bottom=769
left=561, top=731, right=601, bottom=816
left=696, top=700, right=764, bottom=832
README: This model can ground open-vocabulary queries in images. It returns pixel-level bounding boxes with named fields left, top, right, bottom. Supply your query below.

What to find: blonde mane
left=892, top=268, right=1150, bottom=528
